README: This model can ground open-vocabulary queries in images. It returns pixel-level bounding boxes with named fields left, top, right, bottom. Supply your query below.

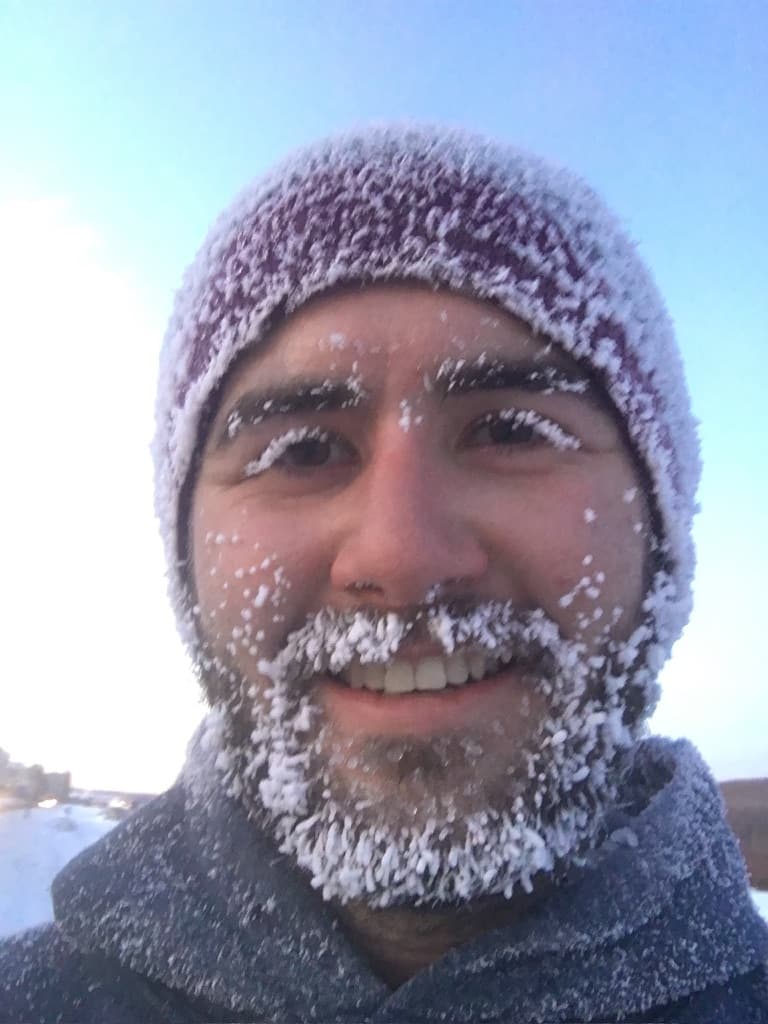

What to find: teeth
left=415, top=657, right=447, bottom=690
left=363, top=664, right=385, bottom=691
left=384, top=661, right=414, bottom=693
left=347, top=662, right=365, bottom=689
left=340, top=651, right=502, bottom=693
left=468, top=652, right=486, bottom=681
left=445, top=654, right=469, bottom=685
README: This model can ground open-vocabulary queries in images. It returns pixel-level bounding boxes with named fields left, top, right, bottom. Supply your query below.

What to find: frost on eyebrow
left=433, top=355, right=589, bottom=397
left=222, top=377, right=366, bottom=443
left=347, top=363, right=364, bottom=397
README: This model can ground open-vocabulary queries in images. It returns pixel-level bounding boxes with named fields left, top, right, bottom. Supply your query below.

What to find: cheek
left=191, top=494, right=327, bottom=651
left=488, top=469, right=648, bottom=642
left=545, top=473, right=649, bottom=642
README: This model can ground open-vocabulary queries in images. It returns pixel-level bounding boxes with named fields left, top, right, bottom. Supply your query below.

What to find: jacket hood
left=52, top=732, right=768, bottom=1022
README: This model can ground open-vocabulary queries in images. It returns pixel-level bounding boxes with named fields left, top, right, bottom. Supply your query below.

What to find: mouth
left=318, top=648, right=540, bottom=739
left=329, top=649, right=521, bottom=694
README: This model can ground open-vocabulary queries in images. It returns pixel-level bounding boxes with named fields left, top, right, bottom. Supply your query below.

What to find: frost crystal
left=244, top=427, right=327, bottom=478
left=202, top=571, right=673, bottom=909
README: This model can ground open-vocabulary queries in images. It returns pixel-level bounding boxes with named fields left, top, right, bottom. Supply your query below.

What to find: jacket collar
left=53, top=728, right=768, bottom=1021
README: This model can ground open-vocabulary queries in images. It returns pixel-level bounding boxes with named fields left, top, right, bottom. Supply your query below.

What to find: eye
left=483, top=415, right=538, bottom=446
left=243, top=427, right=356, bottom=479
left=465, top=410, right=581, bottom=452
left=279, top=436, right=342, bottom=469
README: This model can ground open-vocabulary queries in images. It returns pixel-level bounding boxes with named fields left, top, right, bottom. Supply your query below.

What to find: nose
left=330, top=428, right=489, bottom=607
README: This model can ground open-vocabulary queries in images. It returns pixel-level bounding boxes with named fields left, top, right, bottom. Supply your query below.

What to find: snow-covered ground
left=1, top=803, right=767, bottom=942
left=752, top=887, right=768, bottom=920
left=0, top=804, right=116, bottom=939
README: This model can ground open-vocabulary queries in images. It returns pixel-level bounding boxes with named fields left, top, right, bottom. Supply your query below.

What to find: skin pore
left=189, top=283, right=651, bottom=986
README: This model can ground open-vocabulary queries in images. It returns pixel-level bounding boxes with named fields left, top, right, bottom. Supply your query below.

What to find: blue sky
left=1, top=1, right=765, bottom=789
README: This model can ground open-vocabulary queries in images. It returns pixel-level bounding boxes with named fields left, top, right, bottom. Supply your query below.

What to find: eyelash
left=242, top=408, right=580, bottom=479
left=243, top=427, right=354, bottom=478
left=465, top=409, right=582, bottom=452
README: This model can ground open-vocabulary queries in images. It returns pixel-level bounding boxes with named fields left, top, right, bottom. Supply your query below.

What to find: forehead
left=219, top=283, right=573, bottom=401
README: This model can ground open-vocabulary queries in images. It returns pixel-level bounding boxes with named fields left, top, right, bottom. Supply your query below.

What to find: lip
left=318, top=664, right=537, bottom=738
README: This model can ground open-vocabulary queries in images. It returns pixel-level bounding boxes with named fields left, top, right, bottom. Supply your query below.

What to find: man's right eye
left=274, top=436, right=353, bottom=471
left=279, top=437, right=332, bottom=467
left=243, top=427, right=356, bottom=479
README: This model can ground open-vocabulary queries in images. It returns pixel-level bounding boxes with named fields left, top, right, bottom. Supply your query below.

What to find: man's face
left=189, top=284, right=652, bottom=904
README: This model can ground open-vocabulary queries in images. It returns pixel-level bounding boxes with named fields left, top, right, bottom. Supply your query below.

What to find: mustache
left=257, top=600, right=567, bottom=684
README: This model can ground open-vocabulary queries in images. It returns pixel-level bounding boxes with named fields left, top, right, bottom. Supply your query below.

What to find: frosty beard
left=192, top=575, right=671, bottom=909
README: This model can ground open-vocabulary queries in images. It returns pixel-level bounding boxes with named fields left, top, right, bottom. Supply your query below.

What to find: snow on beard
left=192, top=569, right=673, bottom=910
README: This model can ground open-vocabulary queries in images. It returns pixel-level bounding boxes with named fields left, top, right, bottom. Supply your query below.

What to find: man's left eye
left=465, top=410, right=581, bottom=452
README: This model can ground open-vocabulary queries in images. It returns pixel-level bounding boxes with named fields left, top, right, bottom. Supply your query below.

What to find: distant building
left=0, top=750, right=71, bottom=806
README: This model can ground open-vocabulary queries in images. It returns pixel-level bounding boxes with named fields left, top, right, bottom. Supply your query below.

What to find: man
left=2, top=125, right=766, bottom=1022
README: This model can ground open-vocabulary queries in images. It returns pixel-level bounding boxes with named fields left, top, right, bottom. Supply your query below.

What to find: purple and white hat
left=153, top=124, right=700, bottom=649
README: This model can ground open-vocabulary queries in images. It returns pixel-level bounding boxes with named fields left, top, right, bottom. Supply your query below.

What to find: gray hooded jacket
left=1, top=735, right=767, bottom=1023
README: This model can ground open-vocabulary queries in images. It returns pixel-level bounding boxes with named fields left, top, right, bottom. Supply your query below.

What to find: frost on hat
left=153, top=124, right=700, bottom=649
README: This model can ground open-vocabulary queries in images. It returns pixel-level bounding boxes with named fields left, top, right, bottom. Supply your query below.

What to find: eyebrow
left=433, top=357, right=592, bottom=399
left=215, top=357, right=599, bottom=449
left=215, top=379, right=364, bottom=448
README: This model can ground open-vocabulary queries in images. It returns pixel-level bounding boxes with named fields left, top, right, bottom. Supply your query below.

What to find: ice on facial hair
left=200, top=564, right=676, bottom=909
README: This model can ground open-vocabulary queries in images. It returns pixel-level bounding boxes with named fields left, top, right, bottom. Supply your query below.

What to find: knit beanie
left=153, top=124, right=700, bottom=654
